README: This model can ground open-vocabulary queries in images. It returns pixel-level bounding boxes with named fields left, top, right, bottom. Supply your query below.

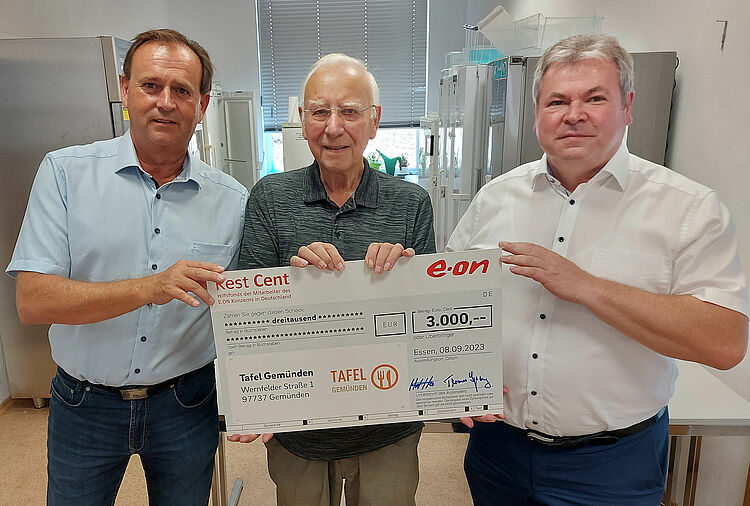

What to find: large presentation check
left=208, top=249, right=502, bottom=434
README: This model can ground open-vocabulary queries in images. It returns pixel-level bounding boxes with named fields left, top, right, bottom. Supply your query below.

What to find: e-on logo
left=426, top=258, right=489, bottom=278
left=371, top=364, right=398, bottom=390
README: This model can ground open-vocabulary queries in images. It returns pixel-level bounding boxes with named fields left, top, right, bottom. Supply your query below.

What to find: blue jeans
left=464, top=411, right=669, bottom=505
left=47, top=364, right=219, bottom=505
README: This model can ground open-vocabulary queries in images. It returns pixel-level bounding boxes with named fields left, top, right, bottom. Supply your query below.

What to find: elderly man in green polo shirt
left=233, top=53, right=436, bottom=505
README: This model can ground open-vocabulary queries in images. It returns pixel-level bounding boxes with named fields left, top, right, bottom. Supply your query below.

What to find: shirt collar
left=596, top=139, right=630, bottom=190
left=303, top=158, right=379, bottom=208
left=531, top=139, right=630, bottom=193
left=114, top=131, right=201, bottom=188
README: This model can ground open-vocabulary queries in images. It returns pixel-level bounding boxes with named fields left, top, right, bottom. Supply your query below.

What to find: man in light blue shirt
left=6, top=29, right=247, bottom=505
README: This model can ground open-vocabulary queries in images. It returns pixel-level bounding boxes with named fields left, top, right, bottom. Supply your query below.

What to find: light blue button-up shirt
left=7, top=133, right=248, bottom=386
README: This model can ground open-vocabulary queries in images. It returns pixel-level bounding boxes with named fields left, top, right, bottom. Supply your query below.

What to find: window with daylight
left=257, top=0, right=428, bottom=174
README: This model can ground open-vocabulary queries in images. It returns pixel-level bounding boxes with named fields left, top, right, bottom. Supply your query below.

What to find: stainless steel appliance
left=0, top=36, right=130, bottom=403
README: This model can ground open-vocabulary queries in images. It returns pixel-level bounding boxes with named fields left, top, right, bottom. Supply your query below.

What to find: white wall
left=499, top=1, right=750, bottom=503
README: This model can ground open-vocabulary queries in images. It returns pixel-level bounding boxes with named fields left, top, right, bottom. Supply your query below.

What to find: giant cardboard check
left=208, top=249, right=502, bottom=434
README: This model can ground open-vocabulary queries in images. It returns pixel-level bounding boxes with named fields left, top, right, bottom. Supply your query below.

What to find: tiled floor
left=0, top=399, right=472, bottom=505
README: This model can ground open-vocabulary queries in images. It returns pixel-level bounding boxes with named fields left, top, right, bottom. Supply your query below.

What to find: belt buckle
left=526, top=431, right=556, bottom=444
left=526, top=431, right=585, bottom=448
left=120, top=388, right=148, bottom=400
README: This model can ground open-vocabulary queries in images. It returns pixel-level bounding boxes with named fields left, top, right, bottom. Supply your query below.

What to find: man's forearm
left=500, top=241, right=748, bottom=370
left=583, top=276, right=748, bottom=370
left=16, top=272, right=154, bottom=325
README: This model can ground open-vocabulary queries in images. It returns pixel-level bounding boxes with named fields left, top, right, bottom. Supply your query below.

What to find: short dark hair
left=123, top=29, right=214, bottom=95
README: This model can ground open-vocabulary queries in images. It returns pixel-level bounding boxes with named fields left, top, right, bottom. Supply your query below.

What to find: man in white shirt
left=447, top=33, right=748, bottom=505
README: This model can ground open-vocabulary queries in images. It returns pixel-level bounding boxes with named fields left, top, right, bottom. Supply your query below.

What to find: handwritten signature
left=444, top=371, right=492, bottom=392
left=409, top=376, right=435, bottom=391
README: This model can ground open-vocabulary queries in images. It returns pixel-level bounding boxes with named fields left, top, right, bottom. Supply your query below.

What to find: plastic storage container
left=515, top=14, right=603, bottom=56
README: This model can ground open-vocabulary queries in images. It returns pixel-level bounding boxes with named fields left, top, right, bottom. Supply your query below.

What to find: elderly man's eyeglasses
left=303, top=104, right=376, bottom=122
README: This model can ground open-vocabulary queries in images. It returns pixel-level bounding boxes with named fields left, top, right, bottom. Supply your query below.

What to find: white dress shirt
left=446, top=142, right=748, bottom=436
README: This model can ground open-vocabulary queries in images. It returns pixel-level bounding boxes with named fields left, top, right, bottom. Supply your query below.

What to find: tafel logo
left=371, top=364, right=398, bottom=390
left=426, top=258, right=490, bottom=278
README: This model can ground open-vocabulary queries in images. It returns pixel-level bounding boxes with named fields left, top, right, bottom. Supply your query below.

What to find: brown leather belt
left=508, top=413, right=662, bottom=448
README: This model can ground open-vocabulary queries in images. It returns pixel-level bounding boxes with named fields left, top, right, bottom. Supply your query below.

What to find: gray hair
left=532, top=33, right=634, bottom=107
left=301, top=53, right=380, bottom=118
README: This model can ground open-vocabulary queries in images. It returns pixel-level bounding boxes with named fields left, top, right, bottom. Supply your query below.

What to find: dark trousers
left=47, top=364, right=219, bottom=505
left=464, top=411, right=669, bottom=505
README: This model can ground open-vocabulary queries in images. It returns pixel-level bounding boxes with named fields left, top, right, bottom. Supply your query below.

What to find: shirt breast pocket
left=588, top=248, right=672, bottom=294
left=187, top=240, right=235, bottom=268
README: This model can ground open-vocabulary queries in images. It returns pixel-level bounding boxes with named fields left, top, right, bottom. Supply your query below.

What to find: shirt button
left=532, top=353, right=538, bottom=359
left=134, top=368, right=141, bottom=374
left=156, top=194, right=161, bottom=199
left=152, top=264, right=158, bottom=270
left=532, top=420, right=539, bottom=425
left=140, top=336, right=147, bottom=342
left=569, top=199, right=575, bottom=205
left=531, top=390, right=538, bottom=396
left=539, top=314, right=546, bottom=320
left=335, top=231, right=341, bottom=238
left=154, top=228, right=160, bottom=234
left=558, top=237, right=564, bottom=242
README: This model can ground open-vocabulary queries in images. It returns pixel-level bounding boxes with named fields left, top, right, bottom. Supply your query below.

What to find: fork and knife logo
left=371, top=364, right=398, bottom=390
